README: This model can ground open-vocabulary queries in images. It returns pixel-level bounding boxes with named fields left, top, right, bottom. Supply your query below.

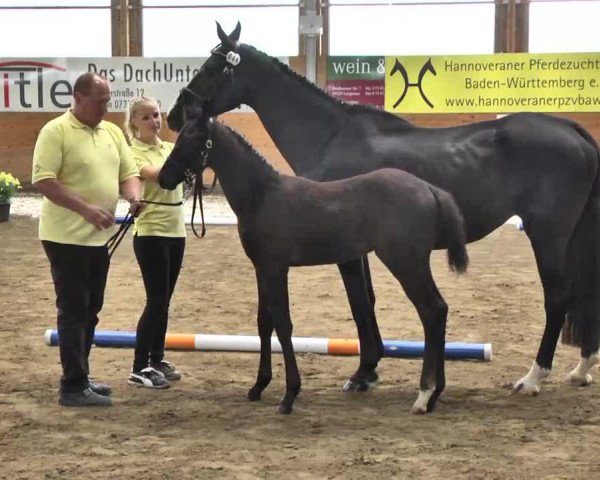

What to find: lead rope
left=190, top=172, right=206, bottom=239
left=106, top=211, right=134, bottom=259
left=189, top=145, right=211, bottom=239
left=107, top=176, right=199, bottom=258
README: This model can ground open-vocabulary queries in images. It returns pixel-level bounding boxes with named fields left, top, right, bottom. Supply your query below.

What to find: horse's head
left=159, top=104, right=213, bottom=191
left=167, top=21, right=246, bottom=132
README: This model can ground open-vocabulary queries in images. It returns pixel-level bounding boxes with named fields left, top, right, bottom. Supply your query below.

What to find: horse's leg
left=377, top=252, right=448, bottom=414
left=513, top=220, right=572, bottom=395
left=247, top=270, right=274, bottom=401
left=338, top=259, right=381, bottom=392
left=362, top=255, right=385, bottom=360
left=258, top=266, right=301, bottom=414
left=565, top=198, right=600, bottom=386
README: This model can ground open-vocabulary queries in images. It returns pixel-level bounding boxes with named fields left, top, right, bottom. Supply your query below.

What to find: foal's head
left=158, top=105, right=213, bottom=191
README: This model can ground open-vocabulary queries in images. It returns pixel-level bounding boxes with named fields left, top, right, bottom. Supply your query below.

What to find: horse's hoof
left=277, top=403, right=293, bottom=415
left=342, top=378, right=371, bottom=392
left=342, top=371, right=378, bottom=392
left=567, top=372, right=593, bottom=387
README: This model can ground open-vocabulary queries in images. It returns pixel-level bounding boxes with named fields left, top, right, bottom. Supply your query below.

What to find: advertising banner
left=327, top=52, right=600, bottom=113
left=326, top=56, right=385, bottom=108
left=0, top=57, right=287, bottom=113
left=385, top=52, right=600, bottom=113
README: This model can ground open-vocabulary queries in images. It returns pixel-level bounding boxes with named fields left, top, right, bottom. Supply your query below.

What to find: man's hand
left=33, top=179, right=116, bottom=229
left=120, top=176, right=143, bottom=216
left=83, top=205, right=115, bottom=230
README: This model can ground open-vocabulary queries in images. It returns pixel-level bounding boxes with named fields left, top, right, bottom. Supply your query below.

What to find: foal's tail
left=561, top=124, right=600, bottom=352
left=430, top=187, right=469, bottom=274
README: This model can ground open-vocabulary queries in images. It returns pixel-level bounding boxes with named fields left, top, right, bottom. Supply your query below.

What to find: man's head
left=72, top=73, right=111, bottom=128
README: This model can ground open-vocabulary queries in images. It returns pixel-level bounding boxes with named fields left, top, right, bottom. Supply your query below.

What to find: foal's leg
left=513, top=220, right=572, bottom=395
left=258, top=267, right=301, bottom=414
left=362, top=255, right=385, bottom=360
left=247, top=270, right=274, bottom=401
left=338, top=259, right=382, bottom=392
left=378, top=253, right=448, bottom=414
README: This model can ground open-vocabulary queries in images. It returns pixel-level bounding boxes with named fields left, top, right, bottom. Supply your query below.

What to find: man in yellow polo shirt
left=32, top=72, right=142, bottom=407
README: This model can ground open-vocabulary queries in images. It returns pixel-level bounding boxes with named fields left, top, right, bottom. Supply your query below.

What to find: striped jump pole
left=44, top=329, right=492, bottom=361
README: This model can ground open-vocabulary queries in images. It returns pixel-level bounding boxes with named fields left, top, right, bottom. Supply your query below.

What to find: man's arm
left=34, top=178, right=115, bottom=230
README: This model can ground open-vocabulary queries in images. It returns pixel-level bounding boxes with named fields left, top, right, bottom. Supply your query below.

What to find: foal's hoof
left=342, top=371, right=379, bottom=393
left=511, top=380, right=540, bottom=396
left=277, top=403, right=293, bottom=415
left=410, top=404, right=429, bottom=415
left=247, top=388, right=262, bottom=402
left=410, top=388, right=436, bottom=415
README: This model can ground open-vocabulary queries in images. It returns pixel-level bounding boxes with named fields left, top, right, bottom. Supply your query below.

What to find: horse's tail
left=430, top=186, right=469, bottom=274
left=561, top=123, right=600, bottom=352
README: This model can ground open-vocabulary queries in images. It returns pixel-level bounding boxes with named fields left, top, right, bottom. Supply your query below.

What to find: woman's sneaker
left=150, top=360, right=182, bottom=381
left=128, top=367, right=171, bottom=389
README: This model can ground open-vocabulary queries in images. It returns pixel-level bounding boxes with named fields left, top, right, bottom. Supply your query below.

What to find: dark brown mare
left=159, top=106, right=469, bottom=414
left=167, top=22, right=600, bottom=398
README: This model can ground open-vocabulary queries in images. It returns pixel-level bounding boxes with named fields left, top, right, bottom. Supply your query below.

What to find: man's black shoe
left=58, top=387, right=113, bottom=407
left=88, top=380, right=113, bottom=396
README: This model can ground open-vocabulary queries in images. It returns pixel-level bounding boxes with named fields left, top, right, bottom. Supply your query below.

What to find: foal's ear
left=216, top=21, right=241, bottom=49
left=180, top=89, right=193, bottom=103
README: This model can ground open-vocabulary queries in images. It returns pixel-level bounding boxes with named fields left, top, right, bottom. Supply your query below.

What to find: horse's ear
left=216, top=21, right=241, bottom=50
left=231, top=21, right=241, bottom=43
left=216, top=21, right=227, bottom=43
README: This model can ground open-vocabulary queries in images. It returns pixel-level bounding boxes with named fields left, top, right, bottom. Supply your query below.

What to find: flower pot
left=0, top=202, right=10, bottom=222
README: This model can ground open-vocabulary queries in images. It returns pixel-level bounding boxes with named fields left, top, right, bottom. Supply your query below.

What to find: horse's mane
left=241, top=44, right=413, bottom=129
left=216, top=120, right=282, bottom=177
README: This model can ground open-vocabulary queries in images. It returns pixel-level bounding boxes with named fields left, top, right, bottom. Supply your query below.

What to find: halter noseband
left=181, top=86, right=208, bottom=104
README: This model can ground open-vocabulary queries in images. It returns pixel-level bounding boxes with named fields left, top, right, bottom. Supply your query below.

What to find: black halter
left=177, top=45, right=241, bottom=112
left=181, top=86, right=208, bottom=104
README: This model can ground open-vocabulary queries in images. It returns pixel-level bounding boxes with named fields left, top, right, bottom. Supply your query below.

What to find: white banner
left=0, top=57, right=287, bottom=113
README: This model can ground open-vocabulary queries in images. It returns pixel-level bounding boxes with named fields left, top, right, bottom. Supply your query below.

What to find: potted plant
left=0, top=171, right=22, bottom=222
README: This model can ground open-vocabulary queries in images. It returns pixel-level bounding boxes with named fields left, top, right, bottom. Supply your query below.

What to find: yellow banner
left=384, top=52, right=600, bottom=113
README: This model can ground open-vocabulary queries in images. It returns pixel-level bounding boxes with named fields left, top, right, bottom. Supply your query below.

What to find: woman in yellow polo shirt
left=123, top=97, right=186, bottom=389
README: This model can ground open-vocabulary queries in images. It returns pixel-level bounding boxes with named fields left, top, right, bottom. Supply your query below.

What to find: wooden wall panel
left=3, top=110, right=600, bottom=187
left=0, top=111, right=291, bottom=185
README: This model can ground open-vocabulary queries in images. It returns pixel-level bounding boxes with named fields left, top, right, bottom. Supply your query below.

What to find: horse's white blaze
left=513, top=361, right=550, bottom=395
left=411, top=387, right=435, bottom=414
left=567, top=352, right=599, bottom=386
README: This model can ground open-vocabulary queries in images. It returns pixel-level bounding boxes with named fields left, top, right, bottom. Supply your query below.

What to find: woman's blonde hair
left=122, top=96, right=160, bottom=144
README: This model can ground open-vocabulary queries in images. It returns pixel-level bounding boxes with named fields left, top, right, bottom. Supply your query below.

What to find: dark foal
left=159, top=106, right=469, bottom=414
left=167, top=22, right=600, bottom=396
